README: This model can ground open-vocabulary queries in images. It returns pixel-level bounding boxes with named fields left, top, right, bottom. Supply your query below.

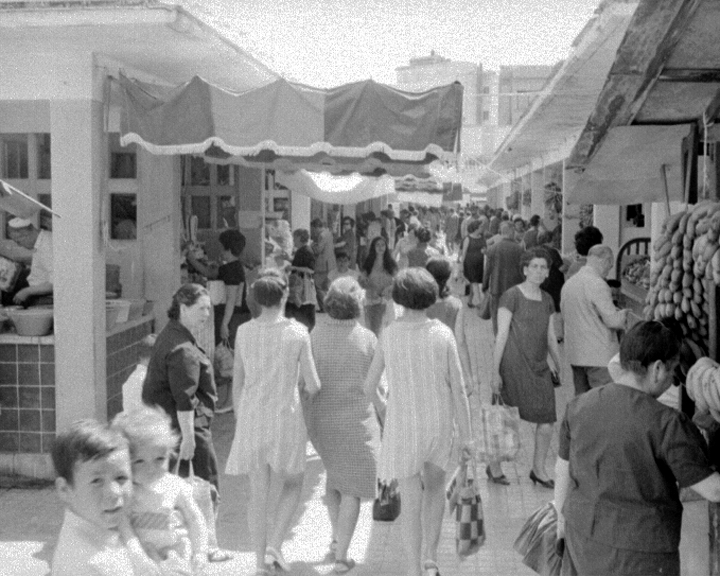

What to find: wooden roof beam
left=659, top=69, right=720, bottom=83
left=568, top=0, right=704, bottom=169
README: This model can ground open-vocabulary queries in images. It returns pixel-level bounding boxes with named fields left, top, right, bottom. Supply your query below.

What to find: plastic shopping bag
left=454, top=461, right=485, bottom=558
left=475, top=395, right=521, bottom=462
left=514, top=501, right=563, bottom=576
left=213, top=338, right=234, bottom=379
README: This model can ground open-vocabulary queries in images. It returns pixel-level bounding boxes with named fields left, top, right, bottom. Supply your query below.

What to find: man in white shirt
left=561, top=244, right=629, bottom=395
left=7, top=217, right=53, bottom=305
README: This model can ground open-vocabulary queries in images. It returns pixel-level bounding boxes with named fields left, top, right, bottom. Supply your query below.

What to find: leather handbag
left=373, top=480, right=401, bottom=522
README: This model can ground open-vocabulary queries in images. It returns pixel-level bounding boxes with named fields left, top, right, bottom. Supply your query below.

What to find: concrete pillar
left=291, top=191, right=311, bottom=232
left=562, top=162, right=579, bottom=255
left=594, top=205, right=622, bottom=277
left=137, top=150, right=181, bottom=332
left=51, top=98, right=107, bottom=430
left=237, top=166, right=263, bottom=266
left=530, top=166, right=544, bottom=220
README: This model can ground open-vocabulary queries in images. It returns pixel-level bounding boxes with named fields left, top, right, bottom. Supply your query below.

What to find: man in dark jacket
left=483, top=221, right=524, bottom=333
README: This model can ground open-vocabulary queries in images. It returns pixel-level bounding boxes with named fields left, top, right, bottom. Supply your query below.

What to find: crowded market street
left=0, top=309, right=708, bottom=576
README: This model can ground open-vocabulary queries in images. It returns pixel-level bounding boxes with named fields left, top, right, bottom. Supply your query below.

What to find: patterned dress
left=225, top=317, right=320, bottom=476
left=377, top=318, right=464, bottom=481
left=131, top=474, right=194, bottom=574
left=305, top=319, right=380, bottom=499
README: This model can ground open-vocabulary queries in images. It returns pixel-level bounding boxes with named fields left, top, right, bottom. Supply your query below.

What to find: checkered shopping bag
left=475, top=394, right=521, bottom=462
left=455, top=461, right=485, bottom=558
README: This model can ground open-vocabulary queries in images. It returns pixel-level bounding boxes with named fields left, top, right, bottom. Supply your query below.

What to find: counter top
left=0, top=313, right=154, bottom=344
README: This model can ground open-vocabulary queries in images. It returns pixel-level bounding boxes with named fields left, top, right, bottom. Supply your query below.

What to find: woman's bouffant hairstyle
left=520, top=247, right=552, bottom=271
left=111, top=406, right=178, bottom=456
left=293, top=228, right=310, bottom=244
left=574, top=226, right=603, bottom=256
left=51, top=419, right=128, bottom=485
left=467, top=219, right=483, bottom=235
left=167, top=283, right=208, bottom=320
left=362, top=236, right=398, bottom=277
left=415, top=227, right=432, bottom=244
left=252, top=269, right=288, bottom=307
left=219, top=229, right=246, bottom=256
left=425, top=257, right=452, bottom=299
left=392, top=267, right=438, bottom=310
left=620, top=320, right=681, bottom=377
left=324, top=277, right=363, bottom=320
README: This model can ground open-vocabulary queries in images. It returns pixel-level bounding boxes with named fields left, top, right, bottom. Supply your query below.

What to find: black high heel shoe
left=486, top=465, right=510, bottom=485
left=529, top=470, right=555, bottom=489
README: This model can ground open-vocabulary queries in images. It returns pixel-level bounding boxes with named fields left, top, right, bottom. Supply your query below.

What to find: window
left=181, top=156, right=239, bottom=231
left=109, top=133, right=137, bottom=179
left=37, top=133, right=51, bottom=180
left=110, top=193, right=137, bottom=239
left=2, top=134, right=29, bottom=179
left=626, top=204, right=645, bottom=227
left=217, top=196, right=237, bottom=228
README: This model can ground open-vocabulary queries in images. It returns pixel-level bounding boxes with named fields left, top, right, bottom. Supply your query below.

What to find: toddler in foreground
left=112, top=406, right=209, bottom=576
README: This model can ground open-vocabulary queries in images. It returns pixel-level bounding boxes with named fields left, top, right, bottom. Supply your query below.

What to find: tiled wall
left=0, top=316, right=153, bottom=454
left=0, top=343, right=55, bottom=454
left=106, top=317, right=154, bottom=420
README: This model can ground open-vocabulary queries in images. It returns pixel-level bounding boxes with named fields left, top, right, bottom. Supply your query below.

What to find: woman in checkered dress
left=304, top=277, right=381, bottom=573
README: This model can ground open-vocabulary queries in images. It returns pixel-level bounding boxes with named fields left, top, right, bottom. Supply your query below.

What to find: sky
left=179, top=0, right=602, bottom=87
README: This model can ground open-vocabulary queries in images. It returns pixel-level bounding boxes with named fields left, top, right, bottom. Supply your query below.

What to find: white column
left=530, top=165, right=544, bottom=218
left=291, top=191, right=311, bottom=231
left=137, top=150, right=181, bottom=332
left=51, top=98, right=107, bottom=430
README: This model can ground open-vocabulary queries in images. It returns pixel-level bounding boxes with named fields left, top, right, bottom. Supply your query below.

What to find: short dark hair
left=252, top=269, right=287, bottom=307
left=467, top=219, right=483, bottom=234
left=529, top=214, right=541, bottom=227
left=620, top=321, right=681, bottom=377
left=342, top=216, right=355, bottom=227
left=51, top=419, right=128, bottom=485
left=520, top=247, right=552, bottom=271
left=310, top=218, right=324, bottom=229
left=392, top=267, right=438, bottom=310
left=219, top=229, right=246, bottom=256
left=167, top=283, right=208, bottom=320
left=425, top=257, right=452, bottom=299
left=537, top=230, right=554, bottom=245
left=574, top=226, right=604, bottom=256
left=324, top=277, right=362, bottom=320
left=293, top=228, right=310, bottom=244
left=334, top=250, right=349, bottom=260
left=415, top=227, right=432, bottom=244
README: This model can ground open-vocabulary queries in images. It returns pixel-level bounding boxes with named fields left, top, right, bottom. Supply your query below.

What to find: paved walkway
left=0, top=308, right=710, bottom=576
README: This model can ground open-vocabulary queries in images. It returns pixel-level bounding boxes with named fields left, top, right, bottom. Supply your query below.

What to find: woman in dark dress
left=460, top=219, right=486, bottom=307
left=492, top=248, right=561, bottom=487
left=284, top=228, right=316, bottom=331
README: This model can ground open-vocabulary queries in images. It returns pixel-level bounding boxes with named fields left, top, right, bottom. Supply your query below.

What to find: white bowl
left=8, top=308, right=54, bottom=336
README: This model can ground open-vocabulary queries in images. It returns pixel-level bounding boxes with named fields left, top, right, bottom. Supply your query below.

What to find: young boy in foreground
left=51, top=419, right=159, bottom=576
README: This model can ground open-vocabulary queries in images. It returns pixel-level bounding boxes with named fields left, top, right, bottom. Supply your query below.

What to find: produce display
left=644, top=200, right=720, bottom=353
left=622, top=255, right=650, bottom=290
left=685, top=357, right=720, bottom=422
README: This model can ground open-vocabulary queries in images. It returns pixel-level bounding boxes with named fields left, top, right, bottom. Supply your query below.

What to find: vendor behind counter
left=3, top=217, right=53, bottom=306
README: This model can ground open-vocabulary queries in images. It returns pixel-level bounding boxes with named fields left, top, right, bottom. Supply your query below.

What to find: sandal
left=207, top=548, right=233, bottom=562
left=265, top=546, right=290, bottom=571
left=325, top=539, right=338, bottom=561
left=423, top=560, right=441, bottom=576
left=334, top=558, right=356, bottom=573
